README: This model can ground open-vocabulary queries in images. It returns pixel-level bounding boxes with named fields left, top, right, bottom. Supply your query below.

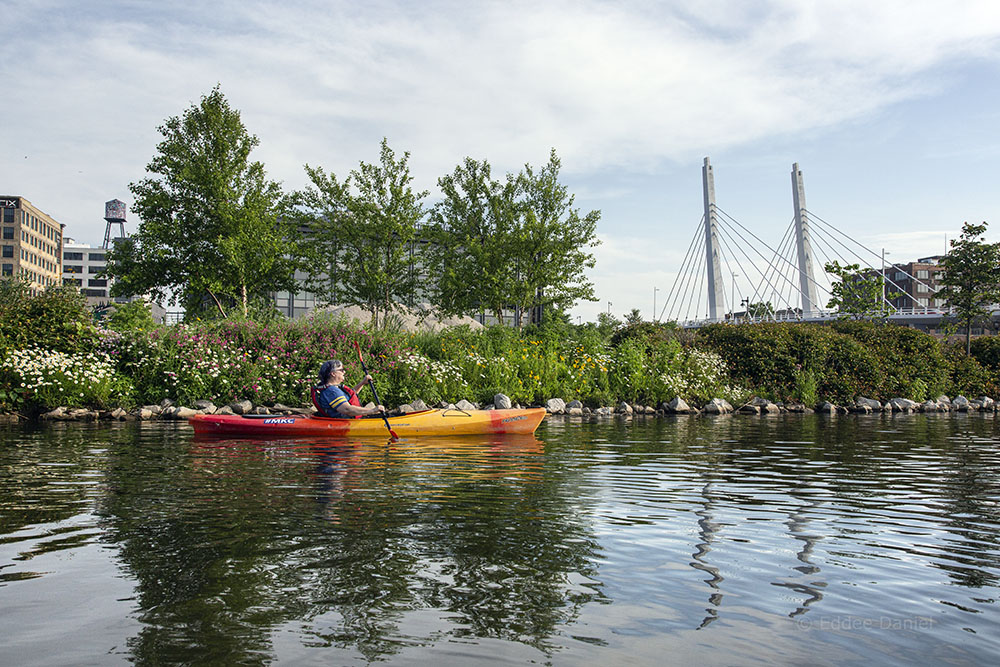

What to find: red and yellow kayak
left=189, top=408, right=546, bottom=438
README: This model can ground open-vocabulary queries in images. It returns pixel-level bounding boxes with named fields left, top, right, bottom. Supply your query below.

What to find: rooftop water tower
left=103, top=199, right=126, bottom=248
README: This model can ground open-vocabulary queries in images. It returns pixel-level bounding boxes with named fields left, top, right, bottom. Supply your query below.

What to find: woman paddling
left=312, top=359, right=385, bottom=418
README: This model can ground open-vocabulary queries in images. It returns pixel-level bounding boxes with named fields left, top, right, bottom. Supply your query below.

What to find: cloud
left=2, top=0, right=999, bottom=256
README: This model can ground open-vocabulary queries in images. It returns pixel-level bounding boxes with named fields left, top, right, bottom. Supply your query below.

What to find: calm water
left=1, top=414, right=999, bottom=665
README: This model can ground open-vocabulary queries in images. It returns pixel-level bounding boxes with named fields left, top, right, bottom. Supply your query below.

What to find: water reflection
left=2, top=415, right=999, bottom=664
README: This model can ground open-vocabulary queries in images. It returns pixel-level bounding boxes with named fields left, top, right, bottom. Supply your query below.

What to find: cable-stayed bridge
left=660, top=158, right=950, bottom=329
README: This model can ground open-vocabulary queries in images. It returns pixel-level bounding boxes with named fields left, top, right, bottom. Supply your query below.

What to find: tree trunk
left=967, top=322, right=972, bottom=356
left=207, top=290, right=228, bottom=319
left=241, top=284, right=248, bottom=319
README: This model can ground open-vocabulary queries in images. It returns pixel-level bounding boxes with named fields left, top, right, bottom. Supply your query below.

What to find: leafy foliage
left=295, top=139, right=427, bottom=328
left=426, top=150, right=600, bottom=328
left=106, top=86, right=299, bottom=319
left=824, top=261, right=899, bottom=320
left=938, top=221, right=1000, bottom=354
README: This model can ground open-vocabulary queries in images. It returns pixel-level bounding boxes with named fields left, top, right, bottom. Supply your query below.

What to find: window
left=83, top=288, right=106, bottom=297
left=2, top=227, right=12, bottom=240
left=65, top=265, right=84, bottom=274
left=63, top=251, right=83, bottom=261
left=88, top=265, right=106, bottom=273
left=1, top=245, right=11, bottom=258
left=1, top=263, right=12, bottom=276
left=88, top=253, right=106, bottom=262
left=917, top=283, right=929, bottom=293
left=894, top=271, right=907, bottom=281
left=88, top=278, right=107, bottom=287
left=63, top=278, right=82, bottom=286
left=2, top=208, right=13, bottom=223
left=917, top=270, right=929, bottom=279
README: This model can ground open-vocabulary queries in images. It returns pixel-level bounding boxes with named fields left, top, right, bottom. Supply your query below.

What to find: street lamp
left=731, top=271, right=740, bottom=318
left=653, top=287, right=659, bottom=322
left=608, top=301, right=612, bottom=315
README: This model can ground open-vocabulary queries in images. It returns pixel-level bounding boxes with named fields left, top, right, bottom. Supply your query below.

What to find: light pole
left=653, top=287, right=659, bottom=322
left=608, top=301, right=612, bottom=315
left=881, top=249, right=890, bottom=309
left=731, top=271, right=739, bottom=318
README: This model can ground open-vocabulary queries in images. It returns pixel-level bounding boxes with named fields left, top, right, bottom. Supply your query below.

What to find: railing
left=679, top=307, right=968, bottom=329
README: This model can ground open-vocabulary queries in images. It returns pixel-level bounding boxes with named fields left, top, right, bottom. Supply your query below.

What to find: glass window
left=2, top=227, right=12, bottom=239
left=83, top=288, right=106, bottom=297
left=63, top=251, right=83, bottom=261
left=2, top=208, right=13, bottom=223
left=65, top=265, right=84, bottom=274
left=917, top=283, right=929, bottom=293
left=88, top=278, right=107, bottom=287
left=63, top=277, right=82, bottom=286
left=917, top=270, right=929, bottom=279
left=88, top=265, right=105, bottom=273
left=1, top=263, right=12, bottom=276
left=1, top=245, right=12, bottom=258
left=88, top=253, right=106, bottom=262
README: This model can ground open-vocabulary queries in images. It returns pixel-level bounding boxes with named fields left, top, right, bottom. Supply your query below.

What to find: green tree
left=425, top=157, right=518, bottom=324
left=296, top=139, right=427, bottom=328
left=106, top=86, right=299, bottom=319
left=824, top=261, right=898, bottom=320
left=938, top=221, right=1000, bottom=354
left=426, top=150, right=600, bottom=328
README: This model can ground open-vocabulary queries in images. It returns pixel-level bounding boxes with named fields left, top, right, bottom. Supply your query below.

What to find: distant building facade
left=885, top=256, right=948, bottom=310
left=61, top=238, right=111, bottom=305
left=0, top=195, right=64, bottom=292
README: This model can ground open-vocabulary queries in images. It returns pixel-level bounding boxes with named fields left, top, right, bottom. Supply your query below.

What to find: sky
left=3, top=0, right=1000, bottom=323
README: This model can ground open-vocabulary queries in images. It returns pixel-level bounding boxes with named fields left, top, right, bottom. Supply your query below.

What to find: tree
left=938, top=221, right=1000, bottom=354
left=295, top=139, right=427, bottom=328
left=824, top=261, right=898, bottom=320
left=106, top=86, right=299, bottom=319
left=426, top=149, right=600, bottom=328
left=424, top=157, right=519, bottom=324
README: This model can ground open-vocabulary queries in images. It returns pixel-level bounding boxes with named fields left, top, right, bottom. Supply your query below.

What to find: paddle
left=352, top=340, right=399, bottom=441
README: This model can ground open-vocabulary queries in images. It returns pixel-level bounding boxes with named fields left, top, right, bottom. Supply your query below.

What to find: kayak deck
left=189, top=408, right=546, bottom=437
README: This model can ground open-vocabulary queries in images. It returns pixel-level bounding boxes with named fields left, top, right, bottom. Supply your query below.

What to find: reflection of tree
left=94, top=431, right=603, bottom=663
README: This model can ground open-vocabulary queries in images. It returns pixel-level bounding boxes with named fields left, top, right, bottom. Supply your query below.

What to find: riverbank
left=6, top=391, right=996, bottom=423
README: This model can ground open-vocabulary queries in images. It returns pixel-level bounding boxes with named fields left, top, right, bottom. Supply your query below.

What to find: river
left=1, top=414, right=998, bottom=665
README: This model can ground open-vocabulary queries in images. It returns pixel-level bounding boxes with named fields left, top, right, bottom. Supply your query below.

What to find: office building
left=0, top=195, right=64, bottom=292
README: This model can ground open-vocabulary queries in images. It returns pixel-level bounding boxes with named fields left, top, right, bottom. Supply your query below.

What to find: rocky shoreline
left=1, top=392, right=997, bottom=424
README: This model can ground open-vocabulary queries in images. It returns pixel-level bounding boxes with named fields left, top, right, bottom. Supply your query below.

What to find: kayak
left=188, top=407, right=546, bottom=438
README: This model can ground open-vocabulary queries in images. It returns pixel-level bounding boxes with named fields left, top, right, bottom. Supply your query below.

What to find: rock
left=174, top=407, right=199, bottom=419
left=216, top=405, right=234, bottom=415
left=703, top=398, right=734, bottom=414
left=920, top=399, right=941, bottom=412
left=229, top=400, right=253, bottom=415
left=68, top=408, right=96, bottom=421
left=566, top=399, right=583, bottom=410
left=194, top=400, right=217, bottom=413
left=977, top=396, right=995, bottom=411
left=42, top=406, right=67, bottom=420
left=848, top=404, right=872, bottom=414
left=952, top=395, right=970, bottom=412
left=663, top=397, right=692, bottom=414
left=738, top=404, right=761, bottom=414
left=252, top=406, right=271, bottom=415
left=494, top=393, right=512, bottom=410
left=616, top=401, right=633, bottom=415
left=161, top=406, right=178, bottom=418
left=855, top=396, right=883, bottom=411
left=142, top=404, right=162, bottom=416
left=456, top=399, right=477, bottom=411
left=594, top=406, right=614, bottom=416
left=785, top=403, right=807, bottom=413
left=817, top=402, right=837, bottom=414
left=545, top=398, right=566, bottom=414
left=888, top=398, right=919, bottom=412
left=567, top=406, right=584, bottom=416
left=135, top=408, right=154, bottom=420
left=110, top=407, right=128, bottom=420
left=398, top=403, right=415, bottom=414
left=160, top=398, right=175, bottom=409
left=582, top=407, right=592, bottom=415
left=411, top=399, right=429, bottom=411
left=936, top=395, right=951, bottom=405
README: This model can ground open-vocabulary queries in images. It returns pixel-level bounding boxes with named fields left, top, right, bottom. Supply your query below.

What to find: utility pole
left=653, top=286, right=659, bottom=322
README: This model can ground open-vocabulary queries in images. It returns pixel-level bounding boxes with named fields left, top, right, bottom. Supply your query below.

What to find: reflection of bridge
left=661, top=159, right=948, bottom=328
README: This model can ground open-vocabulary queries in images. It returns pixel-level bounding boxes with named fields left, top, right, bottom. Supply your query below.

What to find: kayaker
left=313, top=359, right=386, bottom=418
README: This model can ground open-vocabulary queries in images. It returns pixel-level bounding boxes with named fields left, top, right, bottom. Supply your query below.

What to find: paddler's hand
left=363, top=374, right=373, bottom=385
left=369, top=404, right=385, bottom=415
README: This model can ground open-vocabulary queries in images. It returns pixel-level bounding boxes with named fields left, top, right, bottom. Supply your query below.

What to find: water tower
left=103, top=199, right=126, bottom=248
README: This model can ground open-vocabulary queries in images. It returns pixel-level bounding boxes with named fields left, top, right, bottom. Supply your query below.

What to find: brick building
left=0, top=195, right=64, bottom=292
